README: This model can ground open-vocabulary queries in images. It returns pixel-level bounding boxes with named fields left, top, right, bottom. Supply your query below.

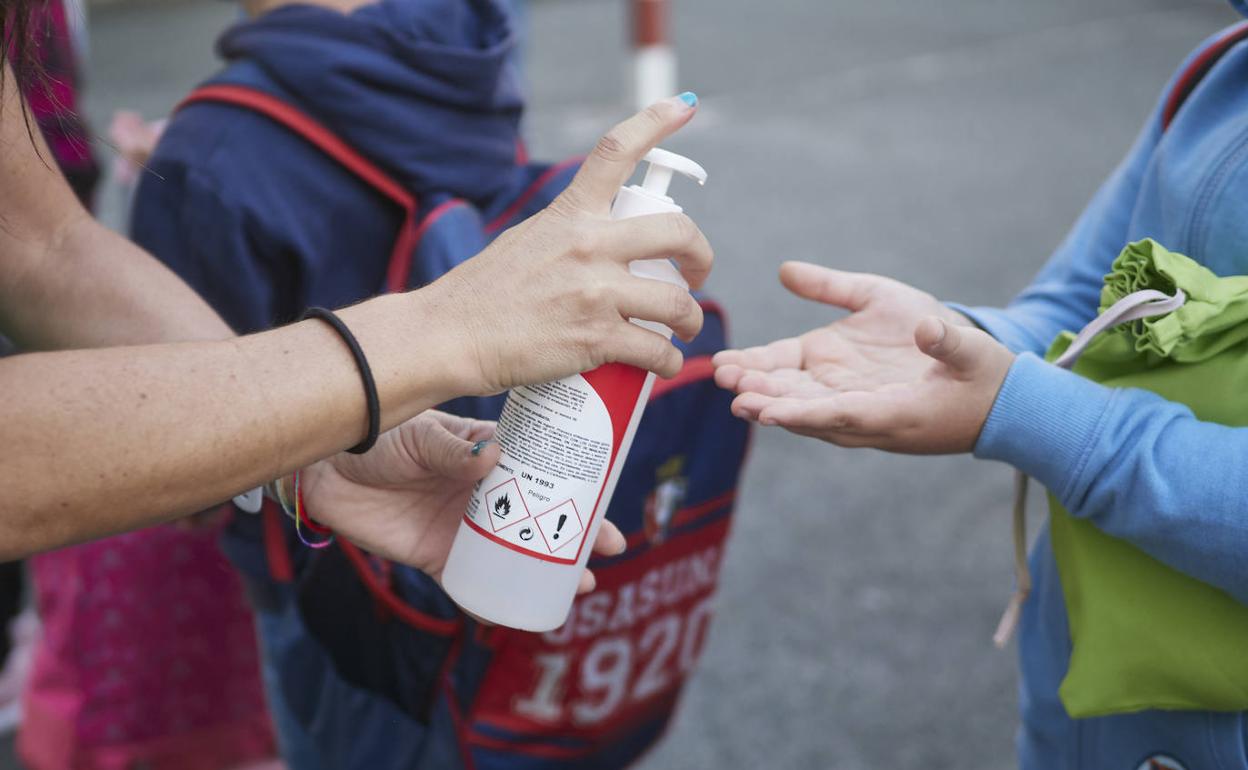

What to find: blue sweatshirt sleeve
left=959, top=34, right=1248, bottom=605
left=975, top=354, right=1248, bottom=605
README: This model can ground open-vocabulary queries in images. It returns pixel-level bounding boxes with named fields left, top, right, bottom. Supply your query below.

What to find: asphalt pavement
left=3, top=0, right=1238, bottom=767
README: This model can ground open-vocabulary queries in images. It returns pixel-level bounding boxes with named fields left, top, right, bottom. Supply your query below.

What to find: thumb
left=914, top=316, right=989, bottom=374
left=561, top=94, right=698, bottom=209
left=406, top=416, right=501, bottom=483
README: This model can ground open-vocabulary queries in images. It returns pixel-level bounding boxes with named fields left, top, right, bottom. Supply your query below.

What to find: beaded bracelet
left=270, top=472, right=334, bottom=549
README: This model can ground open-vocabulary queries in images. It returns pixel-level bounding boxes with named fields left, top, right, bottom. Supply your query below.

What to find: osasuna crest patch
left=1136, top=755, right=1186, bottom=770
left=643, top=455, right=688, bottom=545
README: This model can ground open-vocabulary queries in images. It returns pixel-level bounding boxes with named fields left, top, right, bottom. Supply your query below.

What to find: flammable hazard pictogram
left=534, top=500, right=584, bottom=554
left=484, top=478, right=531, bottom=532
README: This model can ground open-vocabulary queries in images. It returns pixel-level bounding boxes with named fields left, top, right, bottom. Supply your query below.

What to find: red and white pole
left=631, top=0, right=676, bottom=111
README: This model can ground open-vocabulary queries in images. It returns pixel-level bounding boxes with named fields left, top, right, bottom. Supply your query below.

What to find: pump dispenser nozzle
left=638, top=148, right=707, bottom=200
left=609, top=146, right=707, bottom=294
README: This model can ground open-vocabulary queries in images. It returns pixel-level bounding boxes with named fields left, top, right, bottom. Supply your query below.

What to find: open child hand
left=296, top=411, right=624, bottom=593
left=713, top=262, right=1014, bottom=454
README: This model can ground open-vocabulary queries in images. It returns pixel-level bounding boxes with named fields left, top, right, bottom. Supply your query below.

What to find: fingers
left=712, top=337, right=803, bottom=375
left=563, top=94, right=698, bottom=209
left=733, top=368, right=818, bottom=398
left=593, top=520, right=626, bottom=557
left=615, top=276, right=704, bottom=341
left=730, top=391, right=770, bottom=421
left=718, top=364, right=807, bottom=396
left=779, top=261, right=888, bottom=311
left=403, top=414, right=501, bottom=482
left=597, top=213, right=714, bottom=289
left=765, top=391, right=917, bottom=437
left=579, top=521, right=627, bottom=595
left=427, top=410, right=497, bottom=443
left=914, top=316, right=990, bottom=375
left=606, top=323, right=685, bottom=378
left=735, top=390, right=915, bottom=438
left=714, top=362, right=746, bottom=391
left=732, top=391, right=882, bottom=447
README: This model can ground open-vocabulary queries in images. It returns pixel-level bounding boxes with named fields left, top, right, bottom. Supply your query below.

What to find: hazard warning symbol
left=484, top=478, right=531, bottom=533
left=535, top=500, right=584, bottom=554
left=458, top=372, right=617, bottom=564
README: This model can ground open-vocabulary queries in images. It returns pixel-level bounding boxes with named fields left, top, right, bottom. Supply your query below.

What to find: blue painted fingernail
left=678, top=91, right=698, bottom=107
left=471, top=440, right=492, bottom=457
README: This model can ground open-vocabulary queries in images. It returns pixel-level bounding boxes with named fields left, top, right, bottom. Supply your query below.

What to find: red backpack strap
left=261, top=499, right=295, bottom=583
left=1162, top=21, right=1248, bottom=132
left=178, top=84, right=421, bottom=292
left=484, top=156, right=582, bottom=234
left=338, top=540, right=463, bottom=636
left=179, top=87, right=461, bottom=633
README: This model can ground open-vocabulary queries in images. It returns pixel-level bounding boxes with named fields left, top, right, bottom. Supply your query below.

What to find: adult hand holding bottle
left=426, top=92, right=710, bottom=396
left=0, top=81, right=710, bottom=566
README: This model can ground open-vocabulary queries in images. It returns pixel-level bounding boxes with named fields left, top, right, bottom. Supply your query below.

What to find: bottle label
left=464, top=364, right=647, bottom=564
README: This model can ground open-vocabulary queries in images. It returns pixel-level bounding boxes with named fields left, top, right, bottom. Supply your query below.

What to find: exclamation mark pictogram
left=552, top=513, right=567, bottom=540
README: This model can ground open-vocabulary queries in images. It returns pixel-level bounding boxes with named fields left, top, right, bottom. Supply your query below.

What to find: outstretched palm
left=713, top=262, right=1013, bottom=455
left=714, top=262, right=968, bottom=401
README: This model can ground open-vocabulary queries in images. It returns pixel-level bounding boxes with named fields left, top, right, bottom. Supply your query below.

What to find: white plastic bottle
left=441, top=148, right=708, bottom=631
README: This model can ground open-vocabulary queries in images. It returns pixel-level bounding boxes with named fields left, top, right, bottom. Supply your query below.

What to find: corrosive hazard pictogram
left=535, top=500, right=584, bottom=554
left=485, top=478, right=531, bottom=532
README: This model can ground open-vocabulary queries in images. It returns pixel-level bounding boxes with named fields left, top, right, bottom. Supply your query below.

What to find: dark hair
left=1, top=0, right=46, bottom=96
left=1, top=0, right=51, bottom=158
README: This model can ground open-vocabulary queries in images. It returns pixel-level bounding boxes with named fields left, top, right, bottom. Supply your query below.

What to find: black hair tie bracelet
left=300, top=307, right=380, bottom=454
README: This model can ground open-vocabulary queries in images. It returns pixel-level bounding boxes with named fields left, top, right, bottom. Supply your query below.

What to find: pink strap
left=1052, top=289, right=1186, bottom=370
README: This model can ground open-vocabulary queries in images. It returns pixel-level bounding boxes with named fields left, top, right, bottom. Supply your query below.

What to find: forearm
left=0, top=62, right=231, bottom=350
left=0, top=291, right=464, bottom=559
left=0, top=211, right=233, bottom=349
left=976, top=355, right=1248, bottom=604
left=0, top=91, right=712, bottom=559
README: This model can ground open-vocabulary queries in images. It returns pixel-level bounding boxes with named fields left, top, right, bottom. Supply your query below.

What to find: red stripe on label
left=574, top=363, right=650, bottom=565
left=462, top=515, right=582, bottom=565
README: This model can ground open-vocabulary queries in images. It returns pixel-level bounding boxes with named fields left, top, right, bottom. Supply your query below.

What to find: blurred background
left=6, top=0, right=1238, bottom=767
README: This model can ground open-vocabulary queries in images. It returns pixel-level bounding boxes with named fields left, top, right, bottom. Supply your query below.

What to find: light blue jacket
left=953, top=5, right=1248, bottom=767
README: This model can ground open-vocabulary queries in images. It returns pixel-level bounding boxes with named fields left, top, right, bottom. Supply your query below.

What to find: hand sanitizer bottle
left=441, top=148, right=708, bottom=631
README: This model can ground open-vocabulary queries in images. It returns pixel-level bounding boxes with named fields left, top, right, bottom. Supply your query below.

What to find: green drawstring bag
left=1041, top=238, right=1248, bottom=717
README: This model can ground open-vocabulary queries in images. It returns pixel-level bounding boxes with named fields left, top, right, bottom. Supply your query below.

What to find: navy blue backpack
left=187, top=84, right=751, bottom=770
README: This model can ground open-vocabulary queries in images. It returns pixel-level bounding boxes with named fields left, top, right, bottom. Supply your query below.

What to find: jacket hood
left=217, top=0, right=523, bottom=203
